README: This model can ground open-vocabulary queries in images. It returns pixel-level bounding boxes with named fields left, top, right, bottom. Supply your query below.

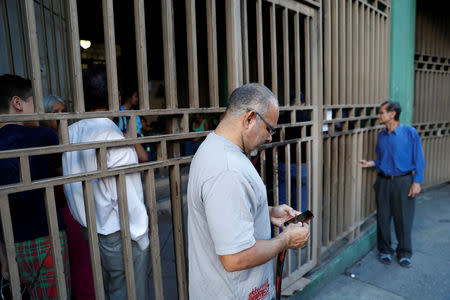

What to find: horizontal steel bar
left=0, top=156, right=192, bottom=195
left=0, top=131, right=209, bottom=159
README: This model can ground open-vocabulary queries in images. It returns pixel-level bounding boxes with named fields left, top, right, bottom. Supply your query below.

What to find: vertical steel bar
left=344, top=134, right=352, bottom=233
left=2, top=0, right=15, bottom=73
left=48, top=0, right=61, bottom=96
left=331, top=0, right=338, bottom=105
left=39, top=0, right=52, bottom=94
left=58, top=119, right=69, bottom=145
left=304, top=17, right=311, bottom=104
left=305, top=140, right=312, bottom=261
left=16, top=0, right=29, bottom=77
left=337, top=135, right=345, bottom=236
left=241, top=0, right=249, bottom=84
left=346, top=0, right=352, bottom=104
left=82, top=180, right=106, bottom=300
left=162, top=0, right=178, bottom=108
left=283, top=8, right=289, bottom=105
left=206, top=0, right=219, bottom=107
left=310, top=11, right=322, bottom=265
left=338, top=0, right=346, bottom=105
left=323, top=137, right=331, bottom=246
left=0, top=195, right=21, bottom=299
left=352, top=0, right=359, bottom=105
left=256, top=0, right=264, bottom=84
left=57, top=0, right=70, bottom=107
left=102, top=0, right=119, bottom=111
left=260, top=149, right=267, bottom=185
left=285, top=144, right=291, bottom=276
left=296, top=141, right=302, bottom=267
left=169, top=164, right=188, bottom=299
left=273, top=147, right=279, bottom=209
left=330, top=136, right=338, bottom=241
left=294, top=12, right=301, bottom=105
left=144, top=170, right=164, bottom=299
left=44, top=187, right=67, bottom=299
left=323, top=0, right=331, bottom=106
left=358, top=3, right=364, bottom=105
left=186, top=0, right=200, bottom=108
left=370, top=9, right=375, bottom=104
left=134, top=0, right=150, bottom=110
left=19, top=155, right=31, bottom=185
left=270, top=3, right=278, bottom=97
left=364, top=6, right=370, bottom=105
left=24, top=0, right=44, bottom=113
left=206, top=1, right=219, bottom=107
left=355, top=131, right=363, bottom=236
left=116, top=174, right=137, bottom=300
left=226, top=0, right=243, bottom=95
left=375, top=12, right=381, bottom=103
left=66, top=0, right=85, bottom=112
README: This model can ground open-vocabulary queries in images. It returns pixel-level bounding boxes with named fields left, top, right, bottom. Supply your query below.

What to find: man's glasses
left=247, top=108, right=276, bottom=136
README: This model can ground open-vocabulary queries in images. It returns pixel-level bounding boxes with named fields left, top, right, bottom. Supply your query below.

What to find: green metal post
left=389, top=0, right=416, bottom=125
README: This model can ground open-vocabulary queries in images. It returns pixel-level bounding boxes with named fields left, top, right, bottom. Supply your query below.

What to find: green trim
left=389, top=0, right=416, bottom=126
left=288, top=226, right=377, bottom=300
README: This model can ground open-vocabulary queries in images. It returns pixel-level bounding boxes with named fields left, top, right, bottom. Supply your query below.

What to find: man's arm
left=219, top=223, right=309, bottom=272
left=408, top=129, right=425, bottom=198
left=133, top=143, right=149, bottom=163
left=123, top=132, right=149, bottom=163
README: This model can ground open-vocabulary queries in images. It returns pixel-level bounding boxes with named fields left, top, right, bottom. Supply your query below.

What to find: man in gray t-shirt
left=188, top=83, right=310, bottom=299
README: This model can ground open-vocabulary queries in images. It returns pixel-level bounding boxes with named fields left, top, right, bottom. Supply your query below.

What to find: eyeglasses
left=247, top=108, right=276, bottom=136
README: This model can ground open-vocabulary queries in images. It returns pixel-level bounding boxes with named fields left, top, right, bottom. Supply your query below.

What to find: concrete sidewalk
left=300, top=183, right=450, bottom=300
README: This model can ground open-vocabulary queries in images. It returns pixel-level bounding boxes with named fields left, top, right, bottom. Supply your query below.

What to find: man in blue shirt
left=360, top=101, right=425, bottom=268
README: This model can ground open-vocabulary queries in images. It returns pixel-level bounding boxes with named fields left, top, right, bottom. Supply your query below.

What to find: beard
left=249, top=149, right=259, bottom=157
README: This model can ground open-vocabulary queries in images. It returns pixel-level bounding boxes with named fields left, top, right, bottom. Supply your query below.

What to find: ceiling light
left=80, top=40, right=91, bottom=50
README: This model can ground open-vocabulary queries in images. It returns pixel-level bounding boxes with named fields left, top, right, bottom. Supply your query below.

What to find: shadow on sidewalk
left=311, top=183, right=450, bottom=300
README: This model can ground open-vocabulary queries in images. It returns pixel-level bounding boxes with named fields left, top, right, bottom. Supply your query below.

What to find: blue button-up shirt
left=374, top=124, right=425, bottom=183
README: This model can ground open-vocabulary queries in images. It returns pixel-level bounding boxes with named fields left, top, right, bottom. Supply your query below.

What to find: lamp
left=80, top=40, right=91, bottom=50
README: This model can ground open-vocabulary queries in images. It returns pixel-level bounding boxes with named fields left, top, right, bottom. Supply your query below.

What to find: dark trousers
left=374, top=174, right=415, bottom=258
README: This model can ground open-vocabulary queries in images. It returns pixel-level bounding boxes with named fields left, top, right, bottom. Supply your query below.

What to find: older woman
left=43, top=95, right=66, bottom=131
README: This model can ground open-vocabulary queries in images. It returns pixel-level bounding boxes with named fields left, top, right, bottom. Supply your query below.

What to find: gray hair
left=44, top=94, right=65, bottom=113
left=226, top=83, right=278, bottom=117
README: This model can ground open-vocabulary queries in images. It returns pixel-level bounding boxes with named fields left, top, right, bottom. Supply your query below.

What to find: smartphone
left=284, top=210, right=314, bottom=227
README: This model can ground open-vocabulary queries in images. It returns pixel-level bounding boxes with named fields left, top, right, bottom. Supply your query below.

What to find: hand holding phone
left=284, top=210, right=314, bottom=227
left=276, top=209, right=313, bottom=300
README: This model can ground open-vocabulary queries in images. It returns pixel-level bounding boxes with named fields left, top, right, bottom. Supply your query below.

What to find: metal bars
left=0, top=0, right=401, bottom=299
left=413, top=3, right=450, bottom=188
left=320, top=0, right=390, bottom=254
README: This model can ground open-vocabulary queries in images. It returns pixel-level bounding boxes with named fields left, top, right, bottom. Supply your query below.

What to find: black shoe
left=399, top=257, right=411, bottom=268
left=378, top=253, right=392, bottom=265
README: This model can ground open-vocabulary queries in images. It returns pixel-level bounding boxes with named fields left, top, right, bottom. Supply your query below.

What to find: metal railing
left=0, top=0, right=401, bottom=299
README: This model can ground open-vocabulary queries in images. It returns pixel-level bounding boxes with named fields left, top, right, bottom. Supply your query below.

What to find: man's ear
left=243, top=110, right=255, bottom=129
left=390, top=110, right=396, bottom=120
left=11, top=96, right=23, bottom=112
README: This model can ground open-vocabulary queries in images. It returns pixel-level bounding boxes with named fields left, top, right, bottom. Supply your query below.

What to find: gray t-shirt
left=188, top=132, right=274, bottom=300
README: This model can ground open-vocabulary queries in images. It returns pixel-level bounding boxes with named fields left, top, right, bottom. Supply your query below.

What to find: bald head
left=225, top=83, right=278, bottom=118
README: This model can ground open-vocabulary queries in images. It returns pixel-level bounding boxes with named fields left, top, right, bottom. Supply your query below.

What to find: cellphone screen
left=284, top=210, right=314, bottom=227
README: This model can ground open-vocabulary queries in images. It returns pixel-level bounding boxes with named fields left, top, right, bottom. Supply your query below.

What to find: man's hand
left=269, top=205, right=298, bottom=228
left=360, top=159, right=375, bottom=168
left=408, top=182, right=421, bottom=198
left=282, top=223, right=310, bottom=249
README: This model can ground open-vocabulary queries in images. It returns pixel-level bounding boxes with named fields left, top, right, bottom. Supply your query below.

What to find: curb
left=288, top=225, right=377, bottom=300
